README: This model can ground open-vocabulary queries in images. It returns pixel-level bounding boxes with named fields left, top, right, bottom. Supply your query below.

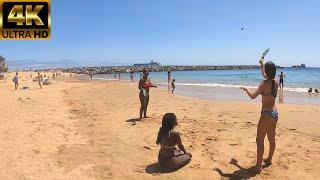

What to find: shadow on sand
left=214, top=158, right=270, bottom=180
left=125, top=118, right=142, bottom=125
left=145, top=162, right=176, bottom=174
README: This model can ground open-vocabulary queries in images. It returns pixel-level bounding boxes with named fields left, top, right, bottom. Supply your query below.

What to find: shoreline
left=88, top=75, right=320, bottom=105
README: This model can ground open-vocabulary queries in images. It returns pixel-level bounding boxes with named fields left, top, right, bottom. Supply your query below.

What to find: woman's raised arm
left=259, top=59, right=268, bottom=79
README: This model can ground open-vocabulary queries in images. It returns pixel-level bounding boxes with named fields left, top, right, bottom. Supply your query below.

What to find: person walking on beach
left=279, top=72, right=285, bottom=90
left=156, top=113, right=192, bottom=171
left=38, top=72, right=43, bottom=89
left=118, top=72, right=121, bottom=81
left=168, top=71, right=172, bottom=92
left=12, top=72, right=19, bottom=90
left=138, top=69, right=157, bottom=120
left=171, top=79, right=176, bottom=93
left=240, top=59, right=279, bottom=174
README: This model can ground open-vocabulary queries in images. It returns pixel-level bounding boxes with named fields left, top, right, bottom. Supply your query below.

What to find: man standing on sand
left=168, top=70, right=171, bottom=92
left=13, top=72, right=19, bottom=90
left=279, top=71, right=285, bottom=90
left=38, top=72, right=43, bottom=89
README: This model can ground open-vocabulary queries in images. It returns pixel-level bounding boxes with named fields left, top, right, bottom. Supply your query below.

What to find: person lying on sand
left=43, top=76, right=51, bottom=85
left=138, top=69, right=157, bottom=120
left=156, top=113, right=192, bottom=171
left=241, top=60, right=279, bottom=174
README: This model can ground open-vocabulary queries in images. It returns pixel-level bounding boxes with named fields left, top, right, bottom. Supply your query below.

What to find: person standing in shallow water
left=156, top=113, right=192, bottom=171
left=241, top=59, right=279, bottom=174
left=138, top=69, right=157, bottom=120
left=167, top=71, right=171, bottom=92
left=279, top=71, right=285, bottom=90
left=171, top=79, right=176, bottom=93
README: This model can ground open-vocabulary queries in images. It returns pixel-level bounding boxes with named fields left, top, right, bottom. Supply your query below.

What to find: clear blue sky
left=1, top=0, right=320, bottom=67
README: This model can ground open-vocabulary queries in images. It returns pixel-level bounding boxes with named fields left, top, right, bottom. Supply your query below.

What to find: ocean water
left=94, top=68, right=320, bottom=105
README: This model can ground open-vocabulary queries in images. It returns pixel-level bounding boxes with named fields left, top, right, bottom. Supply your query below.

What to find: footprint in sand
left=217, top=129, right=226, bottom=132
left=89, top=140, right=95, bottom=146
left=33, top=150, right=40, bottom=155
left=143, top=146, right=152, bottom=150
left=206, top=137, right=219, bottom=141
left=87, top=124, right=95, bottom=128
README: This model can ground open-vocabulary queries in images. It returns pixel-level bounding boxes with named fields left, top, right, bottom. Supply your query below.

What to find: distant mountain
left=5, top=60, right=130, bottom=70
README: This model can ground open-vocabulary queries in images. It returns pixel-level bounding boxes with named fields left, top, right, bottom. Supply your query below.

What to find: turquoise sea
left=95, top=68, right=320, bottom=105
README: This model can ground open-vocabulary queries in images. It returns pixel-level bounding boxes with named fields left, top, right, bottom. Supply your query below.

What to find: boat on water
left=292, top=64, right=306, bottom=68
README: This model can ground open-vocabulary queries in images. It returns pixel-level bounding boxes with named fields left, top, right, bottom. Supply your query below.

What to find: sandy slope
left=0, top=72, right=319, bottom=179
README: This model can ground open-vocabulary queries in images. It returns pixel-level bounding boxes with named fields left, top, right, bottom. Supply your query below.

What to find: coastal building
left=133, top=60, right=160, bottom=67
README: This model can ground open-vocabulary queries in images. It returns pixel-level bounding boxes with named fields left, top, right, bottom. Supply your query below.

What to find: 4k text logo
left=0, top=0, right=51, bottom=40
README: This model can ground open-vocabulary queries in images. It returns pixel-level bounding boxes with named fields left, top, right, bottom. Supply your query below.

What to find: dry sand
left=0, top=72, right=319, bottom=179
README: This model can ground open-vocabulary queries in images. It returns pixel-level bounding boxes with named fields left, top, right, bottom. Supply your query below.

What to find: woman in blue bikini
left=241, top=59, right=278, bottom=173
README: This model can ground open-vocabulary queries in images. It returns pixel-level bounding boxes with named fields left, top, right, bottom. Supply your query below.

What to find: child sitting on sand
left=156, top=113, right=192, bottom=171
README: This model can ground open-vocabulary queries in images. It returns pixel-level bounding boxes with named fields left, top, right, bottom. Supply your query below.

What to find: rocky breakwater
left=55, top=65, right=266, bottom=75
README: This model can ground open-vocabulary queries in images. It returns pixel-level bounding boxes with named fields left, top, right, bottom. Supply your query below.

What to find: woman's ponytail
left=156, top=127, right=164, bottom=145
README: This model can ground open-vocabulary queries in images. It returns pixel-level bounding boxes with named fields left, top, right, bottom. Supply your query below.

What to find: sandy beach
left=0, top=72, right=319, bottom=180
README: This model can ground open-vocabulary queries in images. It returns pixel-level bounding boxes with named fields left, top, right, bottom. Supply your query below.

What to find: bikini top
left=260, top=80, right=277, bottom=97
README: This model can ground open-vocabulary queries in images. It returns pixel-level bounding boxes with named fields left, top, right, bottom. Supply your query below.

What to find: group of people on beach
left=10, top=71, right=56, bottom=90
left=308, top=88, right=319, bottom=94
left=137, top=58, right=279, bottom=174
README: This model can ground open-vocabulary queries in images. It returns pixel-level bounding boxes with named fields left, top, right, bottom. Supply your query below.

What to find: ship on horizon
left=292, top=64, right=306, bottom=68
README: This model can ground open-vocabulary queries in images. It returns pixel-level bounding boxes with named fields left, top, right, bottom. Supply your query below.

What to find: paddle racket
left=261, top=48, right=270, bottom=60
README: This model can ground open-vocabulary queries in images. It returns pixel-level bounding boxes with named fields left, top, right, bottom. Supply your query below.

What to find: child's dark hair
left=173, top=79, right=175, bottom=82
left=156, top=113, right=177, bottom=145
left=265, top=61, right=277, bottom=97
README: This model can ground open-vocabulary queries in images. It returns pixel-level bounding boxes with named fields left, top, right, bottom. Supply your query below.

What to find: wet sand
left=157, top=84, right=320, bottom=105
left=0, top=72, right=319, bottom=179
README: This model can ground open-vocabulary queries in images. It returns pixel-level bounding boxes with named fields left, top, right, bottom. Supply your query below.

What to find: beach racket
left=261, top=48, right=270, bottom=60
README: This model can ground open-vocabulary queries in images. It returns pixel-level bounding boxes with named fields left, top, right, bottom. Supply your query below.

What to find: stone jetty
left=52, top=64, right=263, bottom=75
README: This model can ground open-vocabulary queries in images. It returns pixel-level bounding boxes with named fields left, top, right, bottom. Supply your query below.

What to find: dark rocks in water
left=40, top=64, right=283, bottom=75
